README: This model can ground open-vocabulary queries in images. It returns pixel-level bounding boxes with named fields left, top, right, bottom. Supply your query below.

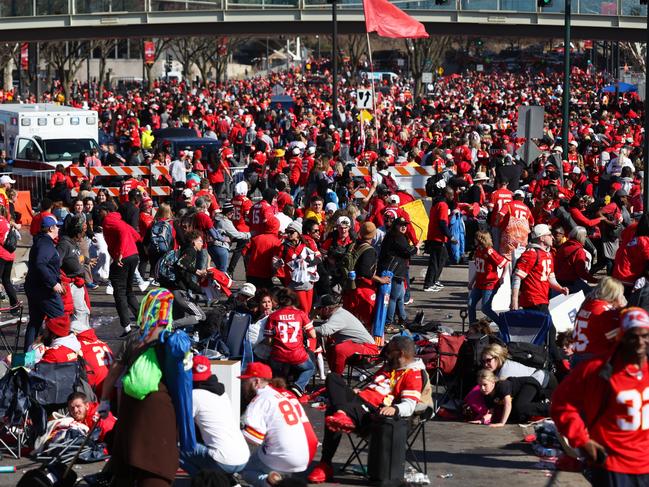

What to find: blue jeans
left=241, top=448, right=292, bottom=487
left=386, top=278, right=406, bottom=323
left=270, top=357, right=315, bottom=392
left=208, top=245, right=230, bottom=272
left=467, top=288, right=499, bottom=324
left=179, top=443, right=247, bottom=476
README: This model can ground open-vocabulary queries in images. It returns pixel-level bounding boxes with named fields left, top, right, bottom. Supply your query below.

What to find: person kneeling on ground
left=308, top=335, right=424, bottom=484
left=314, top=295, right=379, bottom=374
left=474, top=369, right=549, bottom=427
left=180, top=355, right=250, bottom=476
left=240, top=362, right=318, bottom=487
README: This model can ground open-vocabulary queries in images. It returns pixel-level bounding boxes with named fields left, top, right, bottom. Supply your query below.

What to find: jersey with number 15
left=514, top=247, right=554, bottom=307
left=265, top=306, right=314, bottom=365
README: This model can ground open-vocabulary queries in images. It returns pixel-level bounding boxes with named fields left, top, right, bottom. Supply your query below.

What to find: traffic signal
left=538, top=0, right=552, bottom=6
left=165, top=54, right=173, bottom=72
left=476, top=38, right=483, bottom=47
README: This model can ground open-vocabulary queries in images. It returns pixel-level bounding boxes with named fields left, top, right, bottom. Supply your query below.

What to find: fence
left=9, top=170, right=56, bottom=205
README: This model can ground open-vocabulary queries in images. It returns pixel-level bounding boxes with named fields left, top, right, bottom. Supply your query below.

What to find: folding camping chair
left=340, top=370, right=434, bottom=477
left=224, top=310, right=254, bottom=370
left=0, top=303, right=23, bottom=354
left=497, top=310, right=552, bottom=347
left=344, top=352, right=382, bottom=387
left=418, top=333, right=466, bottom=413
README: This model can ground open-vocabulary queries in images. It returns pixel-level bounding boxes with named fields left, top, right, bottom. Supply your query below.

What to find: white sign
left=356, top=89, right=373, bottom=110
left=422, top=72, right=433, bottom=83
left=476, top=64, right=484, bottom=72
left=549, top=291, right=586, bottom=334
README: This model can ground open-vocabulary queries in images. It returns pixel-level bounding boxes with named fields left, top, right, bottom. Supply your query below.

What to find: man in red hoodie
left=99, top=202, right=142, bottom=336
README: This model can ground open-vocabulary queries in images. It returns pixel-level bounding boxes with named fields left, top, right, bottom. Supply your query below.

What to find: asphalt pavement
left=0, top=240, right=587, bottom=486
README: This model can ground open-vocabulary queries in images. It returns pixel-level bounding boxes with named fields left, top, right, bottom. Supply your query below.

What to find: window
left=16, top=139, right=42, bottom=161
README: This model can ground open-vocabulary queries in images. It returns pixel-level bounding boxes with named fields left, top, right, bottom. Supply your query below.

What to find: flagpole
left=365, top=32, right=380, bottom=136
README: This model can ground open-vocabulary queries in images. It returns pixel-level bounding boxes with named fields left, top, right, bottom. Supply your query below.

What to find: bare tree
left=90, top=39, right=118, bottom=98
left=406, top=36, right=452, bottom=99
left=620, top=42, right=646, bottom=72
left=0, top=43, right=19, bottom=90
left=340, top=34, right=367, bottom=77
left=144, top=38, right=170, bottom=91
left=168, top=37, right=209, bottom=82
left=40, top=41, right=87, bottom=102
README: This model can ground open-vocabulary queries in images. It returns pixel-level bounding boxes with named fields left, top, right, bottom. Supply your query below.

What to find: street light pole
left=561, top=0, right=571, bottom=155
left=331, top=0, right=338, bottom=127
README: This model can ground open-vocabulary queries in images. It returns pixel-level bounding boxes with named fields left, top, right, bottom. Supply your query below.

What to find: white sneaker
left=105, top=284, right=113, bottom=295
left=138, top=280, right=150, bottom=293
left=423, top=286, right=441, bottom=292
left=434, top=281, right=445, bottom=288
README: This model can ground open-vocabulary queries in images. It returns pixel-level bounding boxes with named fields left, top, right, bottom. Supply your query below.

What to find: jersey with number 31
left=266, top=306, right=313, bottom=364
left=514, top=247, right=553, bottom=307
left=242, top=385, right=318, bottom=472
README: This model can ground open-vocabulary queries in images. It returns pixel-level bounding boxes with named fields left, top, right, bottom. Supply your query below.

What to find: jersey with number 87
left=265, top=306, right=314, bottom=365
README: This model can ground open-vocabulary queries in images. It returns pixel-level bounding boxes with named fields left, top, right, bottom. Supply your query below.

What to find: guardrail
left=0, top=0, right=645, bottom=19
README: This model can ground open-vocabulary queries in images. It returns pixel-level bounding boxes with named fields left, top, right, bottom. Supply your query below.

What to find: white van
left=0, top=104, right=99, bottom=172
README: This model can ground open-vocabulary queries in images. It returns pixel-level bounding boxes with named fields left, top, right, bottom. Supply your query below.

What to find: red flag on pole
left=362, top=0, right=429, bottom=38
left=20, top=43, right=28, bottom=70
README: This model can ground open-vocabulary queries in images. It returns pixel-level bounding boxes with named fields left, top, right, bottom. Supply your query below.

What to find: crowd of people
left=4, top=63, right=649, bottom=486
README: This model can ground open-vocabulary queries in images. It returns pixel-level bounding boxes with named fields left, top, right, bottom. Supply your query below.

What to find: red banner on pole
left=143, top=41, right=155, bottom=65
left=20, top=43, right=28, bottom=70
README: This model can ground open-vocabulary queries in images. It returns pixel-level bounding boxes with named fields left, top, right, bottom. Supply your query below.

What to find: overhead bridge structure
left=0, top=0, right=646, bottom=41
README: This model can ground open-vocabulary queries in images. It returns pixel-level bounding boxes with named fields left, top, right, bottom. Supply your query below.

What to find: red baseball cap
left=192, top=355, right=212, bottom=382
left=239, top=362, right=273, bottom=380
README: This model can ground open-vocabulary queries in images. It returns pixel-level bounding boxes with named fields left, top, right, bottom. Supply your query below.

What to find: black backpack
left=3, top=227, right=17, bottom=252
left=507, top=342, right=548, bottom=370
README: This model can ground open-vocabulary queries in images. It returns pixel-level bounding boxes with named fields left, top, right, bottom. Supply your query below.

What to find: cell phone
left=596, top=448, right=608, bottom=465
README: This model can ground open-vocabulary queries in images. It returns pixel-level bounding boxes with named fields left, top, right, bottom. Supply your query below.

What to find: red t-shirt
left=514, top=247, right=554, bottom=307
left=572, top=298, right=620, bottom=358
left=426, top=200, right=450, bottom=243
left=474, top=247, right=507, bottom=290
left=612, top=235, right=649, bottom=285
left=41, top=345, right=78, bottom=364
left=245, top=233, right=283, bottom=279
left=232, top=195, right=253, bottom=232
left=265, top=306, right=313, bottom=364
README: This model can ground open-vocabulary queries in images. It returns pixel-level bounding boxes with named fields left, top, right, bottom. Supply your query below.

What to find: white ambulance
left=0, top=104, right=99, bottom=172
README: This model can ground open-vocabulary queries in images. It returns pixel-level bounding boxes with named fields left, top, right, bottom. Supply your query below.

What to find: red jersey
left=612, top=235, right=649, bottom=285
left=358, top=364, right=423, bottom=411
left=265, top=306, right=313, bottom=364
left=41, top=345, right=78, bottom=364
left=474, top=247, right=507, bottom=290
left=514, top=247, right=553, bottom=307
left=248, top=201, right=276, bottom=236
left=232, top=195, right=253, bottom=232
left=572, top=299, right=619, bottom=358
left=489, top=188, right=513, bottom=225
left=426, top=200, right=450, bottom=243
left=498, top=200, right=534, bottom=230
left=77, top=329, right=113, bottom=395
left=245, top=232, right=283, bottom=279
left=552, top=356, right=649, bottom=474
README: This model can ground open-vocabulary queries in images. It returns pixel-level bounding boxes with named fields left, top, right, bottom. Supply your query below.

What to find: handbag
left=122, top=346, right=162, bottom=400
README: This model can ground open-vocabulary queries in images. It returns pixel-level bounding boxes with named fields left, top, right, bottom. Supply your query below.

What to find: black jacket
left=57, top=235, right=84, bottom=278
left=378, top=231, right=416, bottom=280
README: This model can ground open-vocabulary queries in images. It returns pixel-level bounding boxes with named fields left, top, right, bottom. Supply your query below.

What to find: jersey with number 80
left=265, top=306, right=313, bottom=365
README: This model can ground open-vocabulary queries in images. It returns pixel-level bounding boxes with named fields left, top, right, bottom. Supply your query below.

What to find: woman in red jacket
left=554, top=226, right=598, bottom=295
